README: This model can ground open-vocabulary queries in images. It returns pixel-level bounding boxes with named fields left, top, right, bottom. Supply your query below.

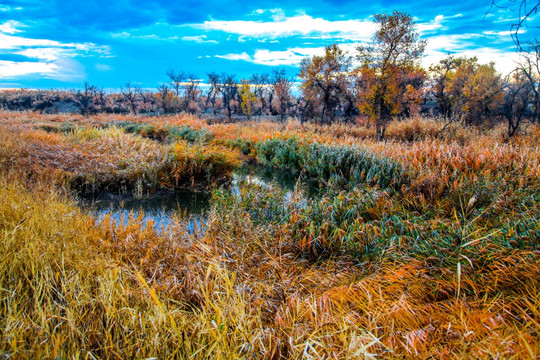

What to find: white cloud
left=181, top=35, right=218, bottom=44
left=46, top=59, right=86, bottom=81
left=0, top=59, right=85, bottom=81
left=248, top=8, right=288, bottom=21
left=423, top=47, right=520, bottom=75
left=253, top=47, right=329, bottom=65
left=0, top=33, right=64, bottom=49
left=0, top=25, right=109, bottom=81
left=111, top=31, right=179, bottom=41
left=0, top=20, right=25, bottom=34
left=194, top=15, right=377, bottom=41
left=0, top=5, right=23, bottom=12
left=16, top=48, right=69, bottom=61
left=416, top=13, right=463, bottom=33
left=193, top=13, right=466, bottom=42
left=0, top=60, right=56, bottom=77
left=0, top=33, right=110, bottom=55
left=422, top=31, right=521, bottom=75
left=215, top=45, right=358, bottom=66
left=483, top=29, right=525, bottom=36
left=216, top=52, right=251, bottom=61
left=417, top=15, right=445, bottom=32
left=217, top=37, right=519, bottom=75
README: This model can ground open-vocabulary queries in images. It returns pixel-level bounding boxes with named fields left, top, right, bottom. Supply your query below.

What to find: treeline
left=0, top=70, right=296, bottom=121
left=1, top=11, right=539, bottom=138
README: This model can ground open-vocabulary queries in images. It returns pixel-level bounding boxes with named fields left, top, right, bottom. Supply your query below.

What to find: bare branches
left=166, top=69, right=186, bottom=97
left=272, top=69, right=293, bottom=122
left=120, top=82, right=139, bottom=114
left=487, top=0, right=540, bottom=50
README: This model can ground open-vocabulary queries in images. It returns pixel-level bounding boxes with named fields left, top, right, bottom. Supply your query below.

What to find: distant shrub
left=115, top=121, right=212, bottom=143
left=168, top=125, right=212, bottom=143
left=38, top=122, right=77, bottom=134
left=226, top=138, right=255, bottom=156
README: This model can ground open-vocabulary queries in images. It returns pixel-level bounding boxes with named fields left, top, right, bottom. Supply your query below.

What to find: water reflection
left=233, top=165, right=320, bottom=197
left=82, top=190, right=210, bottom=233
left=82, top=165, right=317, bottom=233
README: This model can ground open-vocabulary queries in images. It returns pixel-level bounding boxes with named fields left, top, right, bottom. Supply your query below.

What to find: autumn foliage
left=0, top=110, right=538, bottom=358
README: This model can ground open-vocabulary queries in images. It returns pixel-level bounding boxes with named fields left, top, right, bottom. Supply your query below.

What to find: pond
left=82, top=190, right=210, bottom=234
left=81, top=165, right=318, bottom=233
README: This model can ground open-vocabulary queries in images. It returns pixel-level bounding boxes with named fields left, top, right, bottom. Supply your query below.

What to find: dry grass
left=0, top=111, right=539, bottom=358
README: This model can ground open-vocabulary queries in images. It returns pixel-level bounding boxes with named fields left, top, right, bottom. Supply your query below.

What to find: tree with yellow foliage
left=299, top=44, right=352, bottom=124
left=430, top=56, right=503, bottom=125
left=356, top=11, right=426, bottom=140
left=239, top=79, right=257, bottom=120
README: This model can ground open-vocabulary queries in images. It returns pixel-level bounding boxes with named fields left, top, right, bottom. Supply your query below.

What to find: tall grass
left=114, top=121, right=212, bottom=143
left=255, top=138, right=407, bottom=190
left=0, top=124, right=240, bottom=195
left=3, top=175, right=536, bottom=358
left=0, top=111, right=539, bottom=358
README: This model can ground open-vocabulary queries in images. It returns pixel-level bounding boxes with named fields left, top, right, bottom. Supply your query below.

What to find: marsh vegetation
left=0, top=110, right=538, bottom=358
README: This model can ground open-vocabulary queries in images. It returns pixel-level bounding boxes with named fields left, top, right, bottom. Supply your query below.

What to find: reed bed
left=0, top=119, right=240, bottom=195
left=0, top=111, right=538, bottom=359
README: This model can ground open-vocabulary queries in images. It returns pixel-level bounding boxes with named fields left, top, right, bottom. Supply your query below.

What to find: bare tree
left=74, top=82, right=99, bottom=116
left=272, top=69, right=292, bottom=122
left=136, top=88, right=157, bottom=113
left=95, top=88, right=107, bottom=112
left=298, top=95, right=315, bottom=125
left=183, top=74, right=201, bottom=113
left=166, top=69, right=186, bottom=97
left=501, top=70, right=534, bottom=136
left=429, top=55, right=457, bottom=118
left=206, top=72, right=221, bottom=114
left=250, top=73, right=269, bottom=115
left=516, top=41, right=540, bottom=123
left=219, top=74, right=238, bottom=119
left=157, top=84, right=177, bottom=114
left=487, top=1, right=539, bottom=49
left=33, top=90, right=65, bottom=114
left=120, top=82, right=139, bottom=114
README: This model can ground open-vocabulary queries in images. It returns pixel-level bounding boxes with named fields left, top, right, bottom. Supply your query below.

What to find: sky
left=0, top=0, right=537, bottom=90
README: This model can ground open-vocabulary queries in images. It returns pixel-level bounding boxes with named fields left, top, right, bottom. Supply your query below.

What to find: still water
left=82, top=166, right=318, bottom=233
left=83, top=190, right=210, bottom=233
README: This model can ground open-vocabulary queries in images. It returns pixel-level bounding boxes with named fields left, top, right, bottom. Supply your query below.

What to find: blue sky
left=0, top=0, right=536, bottom=90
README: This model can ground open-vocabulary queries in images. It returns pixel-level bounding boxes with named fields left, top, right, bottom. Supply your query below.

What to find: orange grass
left=0, top=110, right=538, bottom=358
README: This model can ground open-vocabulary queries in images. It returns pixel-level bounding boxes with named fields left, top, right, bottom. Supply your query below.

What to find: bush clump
left=171, top=141, right=241, bottom=189
left=115, top=121, right=212, bottom=143
left=255, top=138, right=407, bottom=190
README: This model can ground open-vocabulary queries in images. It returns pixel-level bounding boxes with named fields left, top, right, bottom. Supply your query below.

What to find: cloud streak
left=182, top=35, right=218, bottom=44
left=0, top=21, right=110, bottom=81
left=195, top=15, right=377, bottom=41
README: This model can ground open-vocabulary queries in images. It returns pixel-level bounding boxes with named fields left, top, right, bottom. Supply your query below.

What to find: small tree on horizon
left=120, top=82, right=139, bottom=115
left=239, top=79, right=257, bottom=120
left=219, top=74, right=238, bottom=119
